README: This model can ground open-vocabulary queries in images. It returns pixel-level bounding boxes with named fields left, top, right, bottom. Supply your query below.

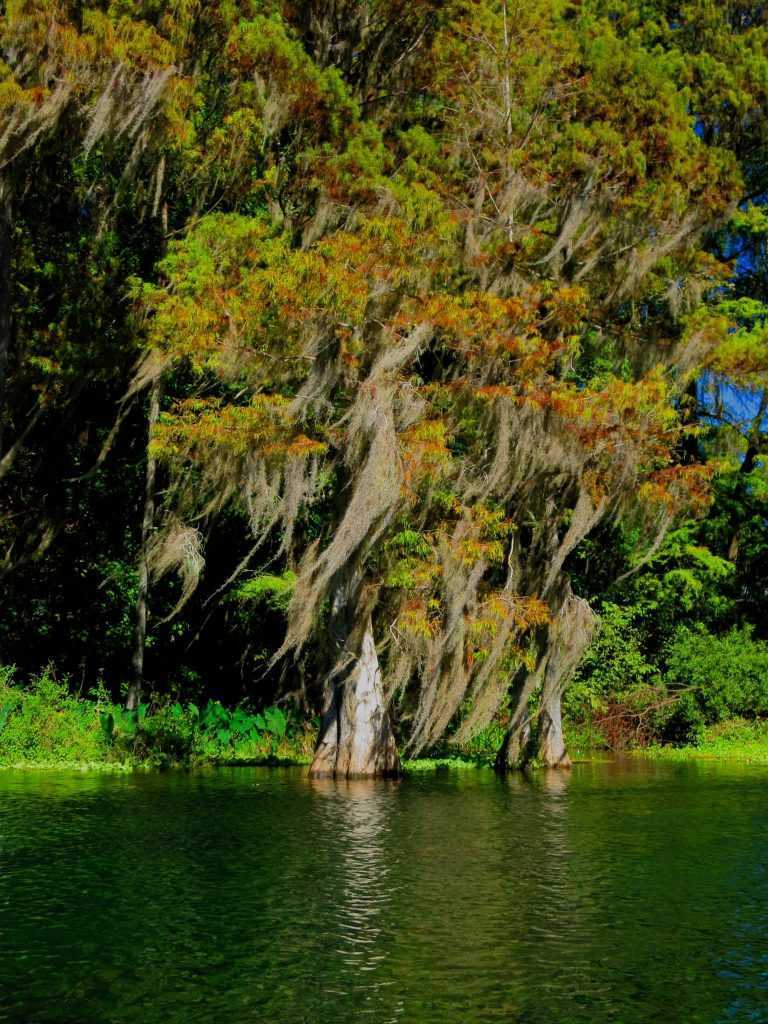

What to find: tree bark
left=537, top=681, right=571, bottom=768
left=310, top=614, right=399, bottom=778
left=533, top=593, right=595, bottom=768
left=495, top=716, right=531, bottom=771
left=497, top=659, right=571, bottom=770
left=127, top=378, right=161, bottom=710
left=0, top=182, right=12, bottom=458
left=727, top=390, right=767, bottom=559
left=496, top=592, right=594, bottom=771
left=495, top=660, right=543, bottom=771
left=679, top=377, right=701, bottom=465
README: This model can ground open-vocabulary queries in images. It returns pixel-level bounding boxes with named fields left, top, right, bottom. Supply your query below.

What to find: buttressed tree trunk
left=310, top=610, right=399, bottom=779
left=127, top=378, right=162, bottom=710
left=494, top=659, right=543, bottom=771
left=497, top=591, right=596, bottom=771
left=537, top=667, right=571, bottom=769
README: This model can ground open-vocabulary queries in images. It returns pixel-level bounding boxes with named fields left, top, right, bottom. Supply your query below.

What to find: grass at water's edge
left=633, top=719, right=768, bottom=765
left=403, top=728, right=768, bottom=771
left=401, top=756, right=494, bottom=772
left=0, top=752, right=316, bottom=771
left=5, top=740, right=768, bottom=772
left=3, top=747, right=768, bottom=770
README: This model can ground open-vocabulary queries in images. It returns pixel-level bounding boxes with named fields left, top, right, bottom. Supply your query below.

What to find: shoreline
left=3, top=742, right=768, bottom=773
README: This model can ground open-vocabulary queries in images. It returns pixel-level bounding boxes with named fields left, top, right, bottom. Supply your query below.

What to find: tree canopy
left=1, top=0, right=767, bottom=774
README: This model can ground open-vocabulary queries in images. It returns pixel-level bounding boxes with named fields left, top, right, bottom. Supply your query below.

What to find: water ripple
left=0, top=762, right=766, bottom=1023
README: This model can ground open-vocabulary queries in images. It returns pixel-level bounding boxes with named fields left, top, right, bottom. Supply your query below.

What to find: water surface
left=1, top=760, right=767, bottom=1023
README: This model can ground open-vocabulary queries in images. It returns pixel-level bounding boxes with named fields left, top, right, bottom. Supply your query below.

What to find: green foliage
left=402, top=756, right=492, bottom=772
left=567, top=603, right=660, bottom=713
left=104, top=698, right=294, bottom=763
left=2, top=0, right=768, bottom=769
left=0, top=668, right=105, bottom=765
left=235, top=571, right=296, bottom=613
left=0, top=666, right=307, bottom=767
left=568, top=505, right=768, bottom=750
left=641, top=719, right=768, bottom=765
left=457, top=718, right=508, bottom=762
left=666, top=626, right=768, bottom=723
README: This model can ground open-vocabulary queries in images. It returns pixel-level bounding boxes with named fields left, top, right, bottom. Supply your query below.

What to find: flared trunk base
left=538, top=698, right=571, bottom=768
left=494, top=719, right=532, bottom=772
left=309, top=618, right=399, bottom=778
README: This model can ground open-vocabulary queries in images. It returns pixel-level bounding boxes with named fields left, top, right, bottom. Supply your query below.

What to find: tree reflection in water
left=308, top=775, right=404, bottom=1021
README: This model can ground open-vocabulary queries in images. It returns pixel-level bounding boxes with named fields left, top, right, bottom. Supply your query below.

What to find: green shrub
left=565, top=602, right=661, bottom=718
left=563, top=603, right=664, bottom=749
left=0, top=667, right=105, bottom=764
left=641, top=718, right=768, bottom=764
left=0, top=665, right=312, bottom=767
left=665, top=626, right=768, bottom=724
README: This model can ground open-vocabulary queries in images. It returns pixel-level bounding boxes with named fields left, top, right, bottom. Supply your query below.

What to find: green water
left=1, top=761, right=767, bottom=1023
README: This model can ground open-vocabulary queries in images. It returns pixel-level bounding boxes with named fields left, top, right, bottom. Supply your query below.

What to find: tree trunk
left=497, top=664, right=571, bottom=770
left=310, top=615, right=399, bottom=778
left=496, top=592, right=594, bottom=771
left=495, top=717, right=531, bottom=771
left=537, top=682, right=571, bottom=768
left=127, top=378, right=161, bottom=710
left=0, top=182, right=12, bottom=458
left=495, top=660, right=543, bottom=771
